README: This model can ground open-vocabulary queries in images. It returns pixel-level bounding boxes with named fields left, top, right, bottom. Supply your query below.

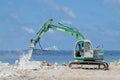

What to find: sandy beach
left=0, top=61, right=120, bottom=80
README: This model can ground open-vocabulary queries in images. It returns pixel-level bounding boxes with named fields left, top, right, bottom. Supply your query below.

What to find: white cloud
left=42, top=0, right=76, bottom=19
left=9, top=13, right=19, bottom=19
left=61, top=20, right=72, bottom=25
left=104, top=0, right=120, bottom=4
left=101, top=29, right=120, bottom=37
left=62, top=6, right=76, bottom=19
left=22, top=27, right=35, bottom=34
left=48, top=29, right=54, bottom=33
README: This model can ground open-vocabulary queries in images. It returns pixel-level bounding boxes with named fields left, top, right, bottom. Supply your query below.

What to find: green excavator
left=28, top=19, right=109, bottom=70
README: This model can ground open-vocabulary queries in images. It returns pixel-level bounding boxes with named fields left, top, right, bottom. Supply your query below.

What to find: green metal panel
left=74, top=57, right=94, bottom=61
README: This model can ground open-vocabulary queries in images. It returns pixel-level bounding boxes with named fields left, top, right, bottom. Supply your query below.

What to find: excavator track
left=69, top=61, right=109, bottom=70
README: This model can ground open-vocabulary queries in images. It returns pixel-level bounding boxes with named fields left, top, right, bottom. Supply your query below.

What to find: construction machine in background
left=28, top=19, right=109, bottom=70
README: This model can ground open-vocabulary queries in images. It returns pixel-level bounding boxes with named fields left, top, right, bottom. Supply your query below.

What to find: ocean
left=0, top=50, right=120, bottom=64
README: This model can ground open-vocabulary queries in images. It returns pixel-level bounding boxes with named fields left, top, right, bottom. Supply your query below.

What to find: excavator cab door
left=74, top=40, right=93, bottom=60
left=74, top=41, right=84, bottom=58
left=84, top=41, right=93, bottom=58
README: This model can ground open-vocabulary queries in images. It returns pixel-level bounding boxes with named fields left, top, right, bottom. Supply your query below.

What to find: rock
left=42, top=61, right=52, bottom=66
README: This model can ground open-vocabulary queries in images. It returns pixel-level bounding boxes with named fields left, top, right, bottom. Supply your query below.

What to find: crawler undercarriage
left=69, top=61, right=109, bottom=70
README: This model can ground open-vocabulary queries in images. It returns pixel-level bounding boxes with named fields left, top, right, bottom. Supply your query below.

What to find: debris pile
left=15, top=54, right=42, bottom=70
left=0, top=53, right=61, bottom=78
left=0, top=61, right=19, bottom=77
left=110, top=60, right=120, bottom=66
left=14, top=54, right=60, bottom=70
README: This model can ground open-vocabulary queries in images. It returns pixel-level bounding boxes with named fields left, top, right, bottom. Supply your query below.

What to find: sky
left=0, top=0, right=120, bottom=50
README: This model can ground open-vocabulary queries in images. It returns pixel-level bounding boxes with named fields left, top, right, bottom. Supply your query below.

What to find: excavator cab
left=74, top=40, right=94, bottom=61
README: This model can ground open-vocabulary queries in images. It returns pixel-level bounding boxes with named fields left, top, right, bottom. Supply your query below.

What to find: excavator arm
left=34, top=19, right=84, bottom=45
left=28, top=19, right=85, bottom=60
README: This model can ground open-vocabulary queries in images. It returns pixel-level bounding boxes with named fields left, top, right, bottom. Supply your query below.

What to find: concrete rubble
left=0, top=54, right=61, bottom=78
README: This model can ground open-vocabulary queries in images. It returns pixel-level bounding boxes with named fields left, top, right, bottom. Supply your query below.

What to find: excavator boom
left=34, top=19, right=84, bottom=46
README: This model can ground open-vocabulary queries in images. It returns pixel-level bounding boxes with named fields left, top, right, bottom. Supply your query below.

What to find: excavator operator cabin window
left=84, top=42, right=91, bottom=51
left=75, top=41, right=84, bottom=51
left=75, top=43, right=80, bottom=51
